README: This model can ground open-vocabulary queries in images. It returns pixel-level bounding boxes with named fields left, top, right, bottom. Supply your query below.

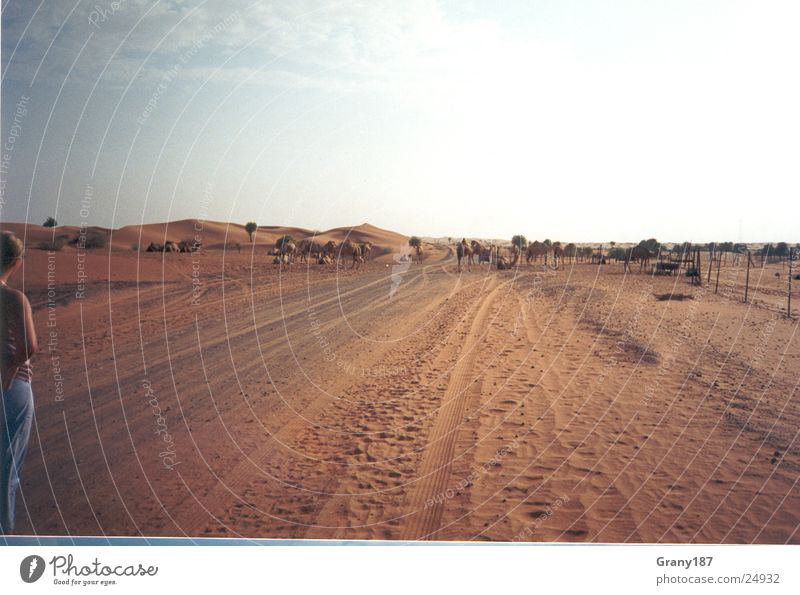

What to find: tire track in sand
left=168, top=269, right=485, bottom=536
left=401, top=276, right=506, bottom=540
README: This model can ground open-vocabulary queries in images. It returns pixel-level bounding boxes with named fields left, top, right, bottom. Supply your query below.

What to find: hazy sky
left=1, top=0, right=798, bottom=242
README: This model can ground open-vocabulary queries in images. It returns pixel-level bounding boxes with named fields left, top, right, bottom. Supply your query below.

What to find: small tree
left=43, top=216, right=57, bottom=228
left=511, top=235, right=527, bottom=250
left=718, top=241, right=733, bottom=252
left=639, top=238, right=660, bottom=254
left=245, top=222, right=258, bottom=243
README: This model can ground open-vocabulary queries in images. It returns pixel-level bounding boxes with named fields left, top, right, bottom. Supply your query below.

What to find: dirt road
left=11, top=248, right=800, bottom=542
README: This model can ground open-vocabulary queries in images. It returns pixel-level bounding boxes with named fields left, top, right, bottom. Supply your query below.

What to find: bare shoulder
left=0, top=285, right=27, bottom=308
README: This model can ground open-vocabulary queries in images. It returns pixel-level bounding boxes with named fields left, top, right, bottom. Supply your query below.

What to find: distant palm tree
left=245, top=222, right=257, bottom=242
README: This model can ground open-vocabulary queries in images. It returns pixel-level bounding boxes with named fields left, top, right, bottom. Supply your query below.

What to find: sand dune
left=2, top=220, right=408, bottom=259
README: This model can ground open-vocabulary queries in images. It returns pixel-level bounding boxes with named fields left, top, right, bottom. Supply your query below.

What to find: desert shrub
left=37, top=235, right=69, bottom=251
left=70, top=229, right=107, bottom=249
left=85, top=231, right=107, bottom=249
left=655, top=293, right=693, bottom=301
left=43, top=216, right=58, bottom=228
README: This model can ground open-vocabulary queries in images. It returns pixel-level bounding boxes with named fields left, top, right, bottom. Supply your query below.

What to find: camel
left=526, top=240, right=547, bottom=264
left=360, top=242, right=372, bottom=262
left=274, top=253, right=292, bottom=270
left=298, top=239, right=324, bottom=263
left=338, top=240, right=364, bottom=269
left=273, top=240, right=296, bottom=270
left=470, top=240, right=483, bottom=266
left=322, top=240, right=337, bottom=263
left=178, top=239, right=201, bottom=253
left=146, top=242, right=163, bottom=252
left=164, top=241, right=180, bottom=253
left=496, top=245, right=521, bottom=270
left=551, top=242, right=563, bottom=269
left=281, top=240, right=297, bottom=263
left=624, top=245, right=656, bottom=272
left=456, top=238, right=473, bottom=273
left=478, top=245, right=493, bottom=264
left=352, top=244, right=364, bottom=269
left=564, top=243, right=577, bottom=263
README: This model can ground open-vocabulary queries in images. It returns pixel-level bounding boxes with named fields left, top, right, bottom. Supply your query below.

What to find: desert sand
left=2, top=220, right=798, bottom=542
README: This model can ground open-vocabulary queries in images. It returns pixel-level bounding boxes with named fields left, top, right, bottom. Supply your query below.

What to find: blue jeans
left=1, top=378, right=34, bottom=534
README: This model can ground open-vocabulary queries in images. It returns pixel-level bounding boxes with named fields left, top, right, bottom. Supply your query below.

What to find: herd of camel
left=145, top=237, right=372, bottom=270
left=147, top=235, right=656, bottom=274
left=455, top=239, right=655, bottom=273
left=273, top=238, right=373, bottom=270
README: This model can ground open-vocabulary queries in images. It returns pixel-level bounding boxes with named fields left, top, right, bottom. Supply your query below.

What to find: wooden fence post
left=745, top=250, right=751, bottom=303
left=789, top=249, right=794, bottom=318
left=696, top=249, right=702, bottom=286
left=707, top=247, right=714, bottom=284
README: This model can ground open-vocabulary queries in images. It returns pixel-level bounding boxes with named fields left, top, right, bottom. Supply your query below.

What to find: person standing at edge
left=0, top=231, right=37, bottom=534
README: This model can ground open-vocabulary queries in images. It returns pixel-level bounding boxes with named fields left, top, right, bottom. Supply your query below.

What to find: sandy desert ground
left=2, top=220, right=799, bottom=542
